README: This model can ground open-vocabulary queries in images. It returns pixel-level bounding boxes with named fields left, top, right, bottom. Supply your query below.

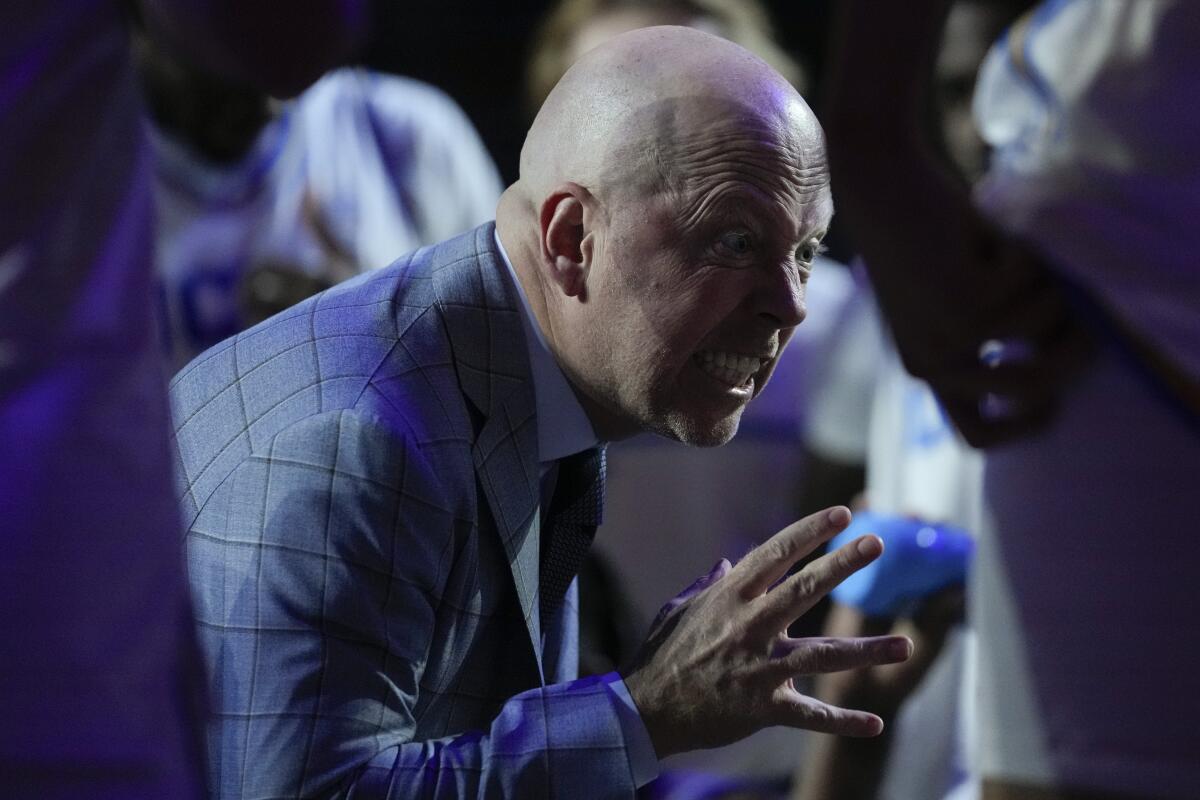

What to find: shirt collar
left=494, top=229, right=599, bottom=464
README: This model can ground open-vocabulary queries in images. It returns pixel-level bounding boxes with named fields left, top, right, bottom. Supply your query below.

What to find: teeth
left=694, top=350, right=764, bottom=388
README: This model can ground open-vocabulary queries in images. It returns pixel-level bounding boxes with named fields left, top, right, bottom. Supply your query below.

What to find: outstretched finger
left=771, top=692, right=885, bottom=738
left=763, top=635, right=912, bottom=683
left=731, top=507, right=852, bottom=600
left=749, top=534, right=883, bottom=636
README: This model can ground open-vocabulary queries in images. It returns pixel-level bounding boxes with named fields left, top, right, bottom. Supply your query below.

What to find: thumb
left=652, top=558, right=732, bottom=629
left=681, top=557, right=732, bottom=600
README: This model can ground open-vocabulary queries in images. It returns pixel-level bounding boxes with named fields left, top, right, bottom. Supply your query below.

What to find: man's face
left=557, top=99, right=833, bottom=446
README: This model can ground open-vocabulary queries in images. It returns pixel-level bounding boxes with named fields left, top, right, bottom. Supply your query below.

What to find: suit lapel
left=430, top=223, right=545, bottom=676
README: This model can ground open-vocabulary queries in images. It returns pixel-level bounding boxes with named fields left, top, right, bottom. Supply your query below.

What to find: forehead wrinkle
left=666, top=130, right=829, bottom=237
left=673, top=182, right=793, bottom=243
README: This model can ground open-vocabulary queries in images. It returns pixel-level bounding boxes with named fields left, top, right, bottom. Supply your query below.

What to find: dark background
left=362, top=0, right=837, bottom=184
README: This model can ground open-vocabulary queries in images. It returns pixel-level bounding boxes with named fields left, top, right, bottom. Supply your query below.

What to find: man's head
left=497, top=25, right=832, bottom=447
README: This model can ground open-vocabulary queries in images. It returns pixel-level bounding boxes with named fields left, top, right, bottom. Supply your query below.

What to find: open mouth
left=693, top=349, right=769, bottom=389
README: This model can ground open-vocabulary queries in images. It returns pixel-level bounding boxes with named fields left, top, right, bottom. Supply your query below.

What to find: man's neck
left=495, top=200, right=641, bottom=445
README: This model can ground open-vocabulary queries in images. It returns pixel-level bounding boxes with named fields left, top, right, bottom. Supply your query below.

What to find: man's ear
left=539, top=183, right=595, bottom=299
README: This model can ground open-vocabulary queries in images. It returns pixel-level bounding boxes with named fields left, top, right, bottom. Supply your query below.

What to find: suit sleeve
left=188, top=409, right=645, bottom=798
left=340, top=673, right=646, bottom=798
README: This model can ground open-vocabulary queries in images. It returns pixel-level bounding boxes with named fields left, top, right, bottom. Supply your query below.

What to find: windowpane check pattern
left=170, top=224, right=643, bottom=798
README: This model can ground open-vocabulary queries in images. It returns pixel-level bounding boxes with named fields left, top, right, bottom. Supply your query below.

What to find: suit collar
left=429, top=222, right=532, bottom=421
left=491, top=228, right=599, bottom=464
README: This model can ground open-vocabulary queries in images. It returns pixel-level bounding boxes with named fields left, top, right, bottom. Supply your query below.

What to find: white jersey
left=973, top=0, right=1200, bottom=380
left=866, top=338, right=984, bottom=527
left=152, top=68, right=503, bottom=369
left=863, top=302, right=983, bottom=800
left=803, top=268, right=884, bottom=466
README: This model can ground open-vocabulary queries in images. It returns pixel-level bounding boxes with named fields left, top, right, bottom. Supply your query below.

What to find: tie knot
left=548, top=446, right=606, bottom=527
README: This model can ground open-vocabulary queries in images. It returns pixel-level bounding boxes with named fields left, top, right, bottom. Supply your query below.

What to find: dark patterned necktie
left=539, top=446, right=606, bottom=629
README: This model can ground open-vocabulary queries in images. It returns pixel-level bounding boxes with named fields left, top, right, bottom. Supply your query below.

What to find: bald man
left=171, top=26, right=912, bottom=797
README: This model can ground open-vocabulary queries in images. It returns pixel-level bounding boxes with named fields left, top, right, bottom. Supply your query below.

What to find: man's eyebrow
left=708, top=188, right=797, bottom=230
left=798, top=197, right=834, bottom=239
left=678, top=181, right=816, bottom=242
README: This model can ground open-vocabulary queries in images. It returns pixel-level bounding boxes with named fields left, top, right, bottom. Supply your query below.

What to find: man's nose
left=754, top=264, right=807, bottom=329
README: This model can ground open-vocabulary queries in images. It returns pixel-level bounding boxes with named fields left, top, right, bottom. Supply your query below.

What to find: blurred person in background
left=135, top=26, right=502, bottom=371
left=525, top=0, right=808, bottom=117
left=796, top=4, right=1029, bottom=799
left=825, top=1, right=1200, bottom=798
left=0, top=1, right=368, bottom=796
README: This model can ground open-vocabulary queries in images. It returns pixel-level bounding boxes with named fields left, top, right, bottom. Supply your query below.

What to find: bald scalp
left=514, top=25, right=819, bottom=208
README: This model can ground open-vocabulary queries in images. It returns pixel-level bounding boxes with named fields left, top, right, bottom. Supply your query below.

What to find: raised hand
left=621, top=507, right=914, bottom=758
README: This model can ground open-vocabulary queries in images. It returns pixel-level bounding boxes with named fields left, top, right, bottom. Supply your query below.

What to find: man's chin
left=657, top=409, right=743, bottom=448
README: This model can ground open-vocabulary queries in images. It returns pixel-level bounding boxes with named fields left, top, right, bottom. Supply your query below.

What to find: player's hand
left=621, top=507, right=913, bottom=758
left=916, top=244, right=1094, bottom=448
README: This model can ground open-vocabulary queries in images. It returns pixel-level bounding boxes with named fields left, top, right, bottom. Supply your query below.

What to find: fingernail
left=827, top=506, right=851, bottom=526
left=890, top=638, right=913, bottom=660
left=856, top=535, right=882, bottom=556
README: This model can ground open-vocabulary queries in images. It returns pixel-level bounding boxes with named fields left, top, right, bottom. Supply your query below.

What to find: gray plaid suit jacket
left=171, top=223, right=642, bottom=798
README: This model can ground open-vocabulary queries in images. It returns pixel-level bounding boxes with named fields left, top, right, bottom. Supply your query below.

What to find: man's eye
left=719, top=232, right=752, bottom=255
left=797, top=241, right=826, bottom=264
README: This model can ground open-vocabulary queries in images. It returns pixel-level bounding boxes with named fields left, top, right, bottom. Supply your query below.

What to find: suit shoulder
left=177, top=396, right=473, bottom=536
left=170, top=252, right=448, bottom=517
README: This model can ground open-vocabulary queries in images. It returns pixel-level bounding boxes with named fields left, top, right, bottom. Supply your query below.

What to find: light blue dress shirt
left=494, top=229, right=660, bottom=787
